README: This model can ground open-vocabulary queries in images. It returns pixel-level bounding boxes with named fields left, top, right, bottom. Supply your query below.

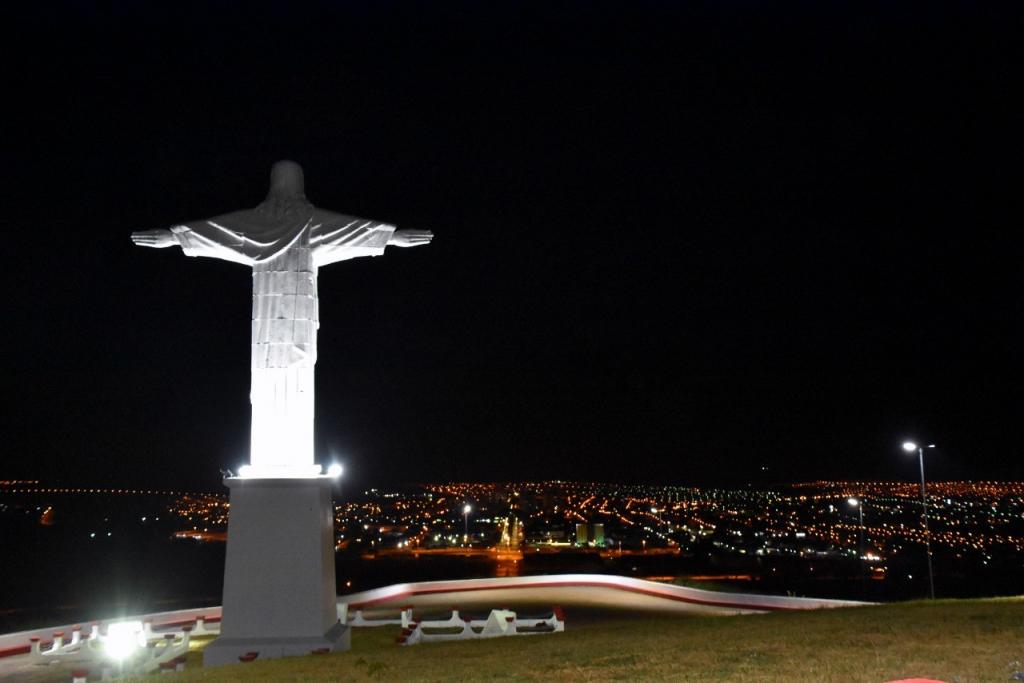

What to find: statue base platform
left=203, top=476, right=347, bottom=667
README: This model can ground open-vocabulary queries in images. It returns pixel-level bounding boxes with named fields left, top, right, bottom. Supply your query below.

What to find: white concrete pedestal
left=203, top=477, right=348, bottom=666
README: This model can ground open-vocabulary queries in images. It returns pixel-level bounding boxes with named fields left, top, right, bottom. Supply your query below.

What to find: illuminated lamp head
left=104, top=621, right=144, bottom=661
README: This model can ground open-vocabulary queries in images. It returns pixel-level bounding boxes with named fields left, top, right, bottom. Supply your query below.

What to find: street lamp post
left=463, top=503, right=472, bottom=545
left=902, top=441, right=936, bottom=599
left=847, top=497, right=866, bottom=597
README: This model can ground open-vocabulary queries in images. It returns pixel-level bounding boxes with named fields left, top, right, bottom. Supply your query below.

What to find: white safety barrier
left=25, top=621, right=196, bottom=676
left=0, top=612, right=223, bottom=680
left=395, top=607, right=565, bottom=646
left=341, top=606, right=415, bottom=628
left=0, top=605, right=222, bottom=664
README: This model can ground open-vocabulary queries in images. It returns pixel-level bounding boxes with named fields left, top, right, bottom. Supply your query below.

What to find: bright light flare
left=463, top=504, right=472, bottom=514
left=104, top=621, right=144, bottom=661
left=847, top=497, right=859, bottom=507
left=902, top=441, right=918, bottom=452
left=327, top=463, right=343, bottom=477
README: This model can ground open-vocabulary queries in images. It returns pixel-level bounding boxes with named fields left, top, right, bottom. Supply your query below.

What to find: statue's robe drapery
left=171, top=203, right=394, bottom=473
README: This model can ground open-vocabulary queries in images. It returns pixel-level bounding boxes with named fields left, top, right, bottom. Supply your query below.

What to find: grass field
left=15, top=598, right=1022, bottom=682
left=151, top=598, right=1023, bottom=683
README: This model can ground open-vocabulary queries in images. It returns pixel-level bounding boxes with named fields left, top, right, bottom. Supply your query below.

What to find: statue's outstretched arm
left=387, top=229, right=434, bottom=248
left=311, top=210, right=397, bottom=266
left=131, top=229, right=177, bottom=248
left=132, top=214, right=254, bottom=266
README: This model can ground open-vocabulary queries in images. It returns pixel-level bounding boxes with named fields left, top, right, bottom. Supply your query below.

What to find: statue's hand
left=131, top=229, right=177, bottom=248
left=388, top=229, right=434, bottom=248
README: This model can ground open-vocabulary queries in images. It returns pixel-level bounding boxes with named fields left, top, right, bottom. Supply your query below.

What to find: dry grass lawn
left=20, top=597, right=1024, bottom=682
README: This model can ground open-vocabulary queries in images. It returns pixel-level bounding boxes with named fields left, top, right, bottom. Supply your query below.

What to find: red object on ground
left=159, top=661, right=176, bottom=670
left=884, top=679, right=948, bottom=683
left=238, top=651, right=258, bottom=662
left=311, top=647, right=330, bottom=655
left=71, top=669, right=89, bottom=677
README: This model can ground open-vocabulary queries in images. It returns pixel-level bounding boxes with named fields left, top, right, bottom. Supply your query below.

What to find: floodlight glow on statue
left=132, top=161, right=432, bottom=479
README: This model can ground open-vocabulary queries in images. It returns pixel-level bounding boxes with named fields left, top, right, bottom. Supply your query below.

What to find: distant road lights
left=327, top=463, right=343, bottom=478
left=903, top=441, right=937, bottom=599
left=848, top=497, right=866, bottom=597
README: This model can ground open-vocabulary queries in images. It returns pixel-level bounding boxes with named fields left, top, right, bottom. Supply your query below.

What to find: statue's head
left=268, top=160, right=306, bottom=200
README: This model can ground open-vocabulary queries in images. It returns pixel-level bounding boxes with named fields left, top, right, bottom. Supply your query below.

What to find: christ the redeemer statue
left=132, top=160, right=432, bottom=478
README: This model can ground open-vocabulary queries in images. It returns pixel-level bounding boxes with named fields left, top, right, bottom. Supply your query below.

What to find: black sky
left=1, top=1, right=1020, bottom=491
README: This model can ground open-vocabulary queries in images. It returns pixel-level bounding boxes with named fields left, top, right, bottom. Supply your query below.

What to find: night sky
left=2, top=2, right=1019, bottom=491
